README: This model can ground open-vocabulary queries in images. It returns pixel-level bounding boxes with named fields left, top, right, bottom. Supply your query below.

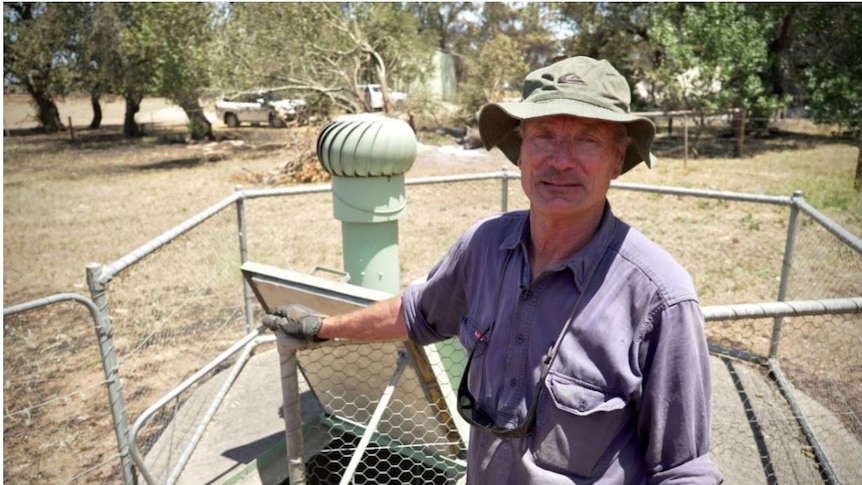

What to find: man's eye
left=575, top=136, right=601, bottom=145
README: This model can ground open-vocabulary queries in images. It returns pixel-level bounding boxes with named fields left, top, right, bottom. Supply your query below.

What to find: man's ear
left=611, top=152, right=625, bottom=179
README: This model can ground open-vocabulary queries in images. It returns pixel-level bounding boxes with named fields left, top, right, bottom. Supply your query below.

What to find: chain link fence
left=4, top=172, right=861, bottom=485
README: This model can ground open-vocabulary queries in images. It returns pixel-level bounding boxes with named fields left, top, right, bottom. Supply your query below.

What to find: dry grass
left=3, top=94, right=862, bottom=484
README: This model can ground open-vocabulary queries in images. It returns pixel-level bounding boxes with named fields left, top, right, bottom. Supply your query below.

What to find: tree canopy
left=4, top=3, right=860, bottom=157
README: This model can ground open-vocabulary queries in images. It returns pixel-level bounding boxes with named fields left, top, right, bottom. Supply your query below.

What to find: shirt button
left=515, top=334, right=525, bottom=344
left=509, top=378, right=517, bottom=387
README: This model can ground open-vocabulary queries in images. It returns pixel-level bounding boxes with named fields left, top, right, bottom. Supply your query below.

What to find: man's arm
left=639, top=300, right=723, bottom=484
left=317, top=295, right=408, bottom=342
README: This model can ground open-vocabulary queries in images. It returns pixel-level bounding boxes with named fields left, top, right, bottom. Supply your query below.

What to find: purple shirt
left=402, top=204, right=722, bottom=484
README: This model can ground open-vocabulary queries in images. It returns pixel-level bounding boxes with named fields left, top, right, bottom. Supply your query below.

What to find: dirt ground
left=2, top=94, right=513, bottom=484
left=4, top=93, right=861, bottom=484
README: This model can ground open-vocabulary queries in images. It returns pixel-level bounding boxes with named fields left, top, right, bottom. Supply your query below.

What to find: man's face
left=519, top=115, right=626, bottom=219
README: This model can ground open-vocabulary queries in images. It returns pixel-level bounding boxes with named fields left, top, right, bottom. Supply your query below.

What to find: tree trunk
left=368, top=49, right=394, bottom=113
left=123, top=94, right=143, bottom=137
left=179, top=98, right=214, bottom=141
left=27, top=85, right=63, bottom=132
left=732, top=108, right=746, bottom=158
left=767, top=8, right=796, bottom=97
left=89, top=88, right=103, bottom=129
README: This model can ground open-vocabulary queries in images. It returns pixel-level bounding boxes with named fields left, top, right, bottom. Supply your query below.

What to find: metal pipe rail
left=702, top=297, right=862, bottom=321
left=702, top=297, right=862, bottom=485
left=128, top=328, right=274, bottom=485
left=8, top=171, right=856, bottom=485
left=795, top=198, right=862, bottom=256
left=3, top=293, right=137, bottom=485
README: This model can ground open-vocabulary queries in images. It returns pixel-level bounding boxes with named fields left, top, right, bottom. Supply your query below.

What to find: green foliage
left=557, top=3, right=655, bottom=72
left=798, top=4, right=862, bottom=134
left=651, top=3, right=774, bottom=113
left=457, top=34, right=529, bottom=123
left=3, top=2, right=85, bottom=130
left=4, top=1, right=861, bottom=148
left=210, top=2, right=435, bottom=115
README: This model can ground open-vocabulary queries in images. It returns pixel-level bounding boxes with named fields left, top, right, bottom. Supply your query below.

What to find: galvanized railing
left=4, top=170, right=861, bottom=485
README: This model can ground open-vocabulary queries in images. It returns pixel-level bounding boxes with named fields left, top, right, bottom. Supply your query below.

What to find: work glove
left=262, top=304, right=327, bottom=343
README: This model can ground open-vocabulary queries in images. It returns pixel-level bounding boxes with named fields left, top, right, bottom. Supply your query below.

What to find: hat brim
left=479, top=99, right=656, bottom=174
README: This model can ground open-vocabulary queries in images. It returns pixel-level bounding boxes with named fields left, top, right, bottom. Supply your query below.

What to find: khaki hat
left=479, top=56, right=656, bottom=174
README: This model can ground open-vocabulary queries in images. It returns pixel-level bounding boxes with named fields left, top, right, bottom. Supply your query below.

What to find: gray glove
left=262, top=304, right=327, bottom=343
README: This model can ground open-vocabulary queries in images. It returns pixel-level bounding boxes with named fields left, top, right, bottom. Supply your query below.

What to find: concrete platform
left=145, top=345, right=860, bottom=485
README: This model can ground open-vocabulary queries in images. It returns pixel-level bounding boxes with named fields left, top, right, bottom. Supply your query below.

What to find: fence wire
left=707, top=310, right=862, bottom=485
left=4, top=173, right=861, bottom=485
left=3, top=301, right=121, bottom=484
left=103, top=205, right=249, bottom=482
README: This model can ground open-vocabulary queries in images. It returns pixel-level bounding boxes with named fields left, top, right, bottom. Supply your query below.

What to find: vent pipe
left=316, top=114, right=417, bottom=294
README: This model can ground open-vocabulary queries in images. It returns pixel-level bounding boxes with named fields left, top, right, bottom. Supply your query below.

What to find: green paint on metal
left=341, top=220, right=400, bottom=294
left=330, top=175, right=407, bottom=223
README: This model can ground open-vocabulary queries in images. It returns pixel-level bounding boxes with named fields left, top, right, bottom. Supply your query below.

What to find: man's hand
left=262, top=304, right=327, bottom=343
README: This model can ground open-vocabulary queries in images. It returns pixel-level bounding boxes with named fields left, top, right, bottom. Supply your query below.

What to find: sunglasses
left=456, top=338, right=554, bottom=439
left=454, top=247, right=595, bottom=439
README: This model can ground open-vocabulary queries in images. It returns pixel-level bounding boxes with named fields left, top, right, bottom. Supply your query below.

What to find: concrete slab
left=152, top=342, right=325, bottom=485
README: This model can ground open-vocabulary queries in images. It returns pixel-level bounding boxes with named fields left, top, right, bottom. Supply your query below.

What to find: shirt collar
left=499, top=203, right=619, bottom=291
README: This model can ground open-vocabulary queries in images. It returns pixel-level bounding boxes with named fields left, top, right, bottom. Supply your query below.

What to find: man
left=264, top=56, right=723, bottom=484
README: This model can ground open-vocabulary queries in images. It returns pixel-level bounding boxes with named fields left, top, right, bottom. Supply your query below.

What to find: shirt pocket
left=457, top=316, right=490, bottom=356
left=532, top=372, right=633, bottom=478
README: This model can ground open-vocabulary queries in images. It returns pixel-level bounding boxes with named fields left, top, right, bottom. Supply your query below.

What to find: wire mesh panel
left=104, top=205, right=249, bottom=482
left=3, top=302, right=122, bottom=484
left=400, top=179, right=510, bottom=287
left=710, top=354, right=824, bottom=485
left=773, top=311, right=862, bottom=484
left=787, top=212, right=862, bottom=300
left=706, top=309, right=862, bottom=485
left=296, top=341, right=466, bottom=485
left=608, top=189, right=791, bottom=306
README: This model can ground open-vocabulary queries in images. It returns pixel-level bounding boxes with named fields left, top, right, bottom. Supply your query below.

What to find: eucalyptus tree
left=556, top=3, right=656, bottom=83
left=457, top=33, right=529, bottom=121
left=650, top=3, right=775, bottom=122
left=146, top=2, right=216, bottom=140
left=3, top=2, right=79, bottom=131
left=70, top=2, right=126, bottom=129
left=410, top=2, right=478, bottom=52
left=65, top=3, right=216, bottom=139
left=92, top=3, right=160, bottom=137
left=212, top=2, right=434, bottom=116
left=792, top=3, right=862, bottom=189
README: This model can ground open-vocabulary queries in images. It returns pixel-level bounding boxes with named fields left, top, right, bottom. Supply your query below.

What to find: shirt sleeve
left=638, top=300, right=724, bottom=484
left=401, top=230, right=470, bottom=346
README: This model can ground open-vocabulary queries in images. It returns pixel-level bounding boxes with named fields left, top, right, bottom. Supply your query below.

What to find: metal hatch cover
left=241, top=261, right=392, bottom=315
left=240, top=261, right=467, bottom=465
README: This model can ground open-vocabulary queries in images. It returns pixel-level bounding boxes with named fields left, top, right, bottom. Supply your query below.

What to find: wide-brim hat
left=479, top=56, right=656, bottom=174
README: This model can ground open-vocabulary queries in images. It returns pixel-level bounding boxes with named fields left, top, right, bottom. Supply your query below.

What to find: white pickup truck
left=357, top=84, right=407, bottom=111
left=215, top=92, right=306, bottom=128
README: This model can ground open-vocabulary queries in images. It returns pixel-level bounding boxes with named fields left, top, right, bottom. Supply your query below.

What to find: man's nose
left=548, top=137, right=579, bottom=167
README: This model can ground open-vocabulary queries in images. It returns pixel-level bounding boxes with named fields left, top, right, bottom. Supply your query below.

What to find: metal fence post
left=86, top=263, right=137, bottom=485
left=769, top=190, right=802, bottom=359
left=277, top=333, right=307, bottom=485
left=235, top=186, right=255, bottom=333
left=500, top=166, right=510, bottom=213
